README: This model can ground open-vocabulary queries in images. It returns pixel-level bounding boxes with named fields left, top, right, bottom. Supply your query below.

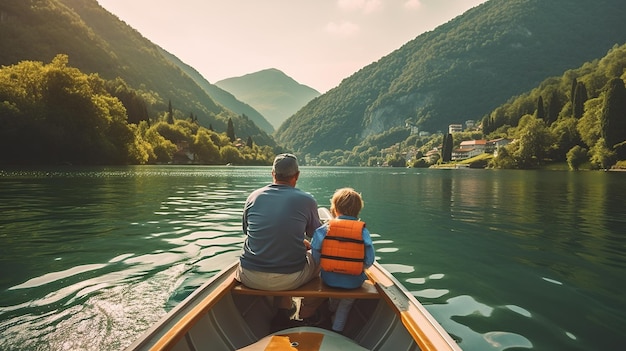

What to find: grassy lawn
left=430, top=153, right=493, bottom=169
left=429, top=154, right=625, bottom=170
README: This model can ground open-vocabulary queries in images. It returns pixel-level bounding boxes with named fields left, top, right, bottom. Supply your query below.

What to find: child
left=311, top=187, right=375, bottom=333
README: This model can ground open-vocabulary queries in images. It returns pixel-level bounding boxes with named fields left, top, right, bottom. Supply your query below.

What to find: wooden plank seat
left=232, top=276, right=380, bottom=299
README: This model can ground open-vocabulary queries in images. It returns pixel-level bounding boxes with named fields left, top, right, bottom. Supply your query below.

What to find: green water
left=0, top=166, right=624, bottom=350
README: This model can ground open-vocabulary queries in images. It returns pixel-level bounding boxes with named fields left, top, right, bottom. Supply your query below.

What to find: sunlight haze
left=97, top=0, right=489, bottom=93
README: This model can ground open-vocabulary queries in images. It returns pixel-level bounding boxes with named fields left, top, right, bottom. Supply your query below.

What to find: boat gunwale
left=125, top=241, right=461, bottom=351
left=366, top=262, right=462, bottom=351
left=124, top=262, right=239, bottom=351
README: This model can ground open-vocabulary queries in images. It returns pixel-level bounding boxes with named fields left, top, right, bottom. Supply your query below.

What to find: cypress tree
left=447, top=133, right=454, bottom=162
left=441, top=135, right=448, bottom=162
left=481, top=116, right=490, bottom=135
left=570, top=78, right=578, bottom=105
left=246, top=136, right=254, bottom=148
left=226, top=117, right=236, bottom=142
left=546, top=90, right=560, bottom=125
left=166, top=100, right=174, bottom=124
left=600, top=78, right=626, bottom=158
left=536, top=95, right=545, bottom=120
left=442, top=133, right=453, bottom=162
left=573, top=82, right=587, bottom=119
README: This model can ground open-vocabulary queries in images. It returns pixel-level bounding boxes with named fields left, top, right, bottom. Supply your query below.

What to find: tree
left=131, top=121, right=156, bottom=164
left=566, top=145, right=588, bottom=170
left=226, top=117, right=236, bottom=142
left=546, top=90, right=561, bottom=125
left=386, top=153, right=406, bottom=167
left=246, top=136, right=254, bottom=148
left=188, top=112, right=199, bottom=123
left=144, top=127, right=177, bottom=163
left=573, top=81, right=588, bottom=118
left=220, top=145, right=243, bottom=164
left=513, top=117, right=554, bottom=168
left=441, top=133, right=453, bottom=162
left=481, top=115, right=493, bottom=135
left=411, top=158, right=429, bottom=168
left=600, top=78, right=626, bottom=159
left=550, top=117, right=581, bottom=162
left=490, top=145, right=516, bottom=169
left=536, top=95, right=545, bottom=120
left=0, top=55, right=137, bottom=165
left=193, top=129, right=220, bottom=164
left=166, top=100, right=174, bottom=124
left=153, top=121, right=189, bottom=144
left=106, top=77, right=149, bottom=125
left=577, top=97, right=603, bottom=148
left=570, top=78, right=578, bottom=105
left=589, top=138, right=616, bottom=169
left=0, top=56, right=276, bottom=166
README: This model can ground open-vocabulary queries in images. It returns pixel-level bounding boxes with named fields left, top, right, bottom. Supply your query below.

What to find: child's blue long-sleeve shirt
left=311, top=215, right=375, bottom=289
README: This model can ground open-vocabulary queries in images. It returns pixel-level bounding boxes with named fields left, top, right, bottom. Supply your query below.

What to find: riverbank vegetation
left=305, top=44, right=626, bottom=171
left=274, top=0, right=626, bottom=159
left=483, top=44, right=626, bottom=170
left=2, top=42, right=625, bottom=169
left=0, top=55, right=276, bottom=166
left=3, top=0, right=625, bottom=170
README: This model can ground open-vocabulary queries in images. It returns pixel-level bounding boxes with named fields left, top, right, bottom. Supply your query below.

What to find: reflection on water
left=365, top=169, right=626, bottom=351
left=1, top=166, right=625, bottom=351
left=0, top=166, right=255, bottom=351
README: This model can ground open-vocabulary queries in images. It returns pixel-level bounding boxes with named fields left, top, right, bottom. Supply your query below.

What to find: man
left=236, top=153, right=321, bottom=321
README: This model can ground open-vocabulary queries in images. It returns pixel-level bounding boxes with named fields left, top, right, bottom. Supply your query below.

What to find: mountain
left=274, top=0, right=626, bottom=156
left=0, top=0, right=276, bottom=147
left=158, top=50, right=275, bottom=134
left=215, top=69, right=320, bottom=130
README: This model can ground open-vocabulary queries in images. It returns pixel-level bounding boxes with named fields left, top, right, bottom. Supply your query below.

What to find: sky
left=96, top=0, right=489, bottom=93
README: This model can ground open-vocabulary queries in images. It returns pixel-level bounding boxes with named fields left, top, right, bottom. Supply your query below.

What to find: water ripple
left=2, top=166, right=625, bottom=351
left=9, top=264, right=106, bottom=290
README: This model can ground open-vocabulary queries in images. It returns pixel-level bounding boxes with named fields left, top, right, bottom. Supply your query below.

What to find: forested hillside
left=160, top=49, right=275, bottom=135
left=0, top=0, right=275, bottom=147
left=0, top=55, right=279, bottom=165
left=275, top=0, right=626, bottom=157
left=482, top=44, right=626, bottom=170
left=309, top=43, right=626, bottom=170
left=3, top=0, right=625, bottom=167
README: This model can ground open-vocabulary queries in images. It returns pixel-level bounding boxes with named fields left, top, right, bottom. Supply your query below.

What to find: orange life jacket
left=320, top=219, right=366, bottom=275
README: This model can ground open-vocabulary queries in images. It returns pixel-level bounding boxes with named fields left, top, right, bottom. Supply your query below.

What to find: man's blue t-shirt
left=240, top=183, right=320, bottom=274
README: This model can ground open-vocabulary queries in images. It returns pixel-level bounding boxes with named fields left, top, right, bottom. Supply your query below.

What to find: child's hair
left=330, top=187, right=364, bottom=217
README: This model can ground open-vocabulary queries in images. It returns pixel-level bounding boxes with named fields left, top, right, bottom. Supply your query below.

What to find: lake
left=0, top=166, right=625, bottom=350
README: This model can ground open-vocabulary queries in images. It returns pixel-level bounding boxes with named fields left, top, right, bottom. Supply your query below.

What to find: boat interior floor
left=269, top=298, right=333, bottom=333
left=237, top=326, right=369, bottom=351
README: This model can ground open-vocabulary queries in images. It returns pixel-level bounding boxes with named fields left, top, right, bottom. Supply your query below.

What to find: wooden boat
left=125, top=209, right=461, bottom=351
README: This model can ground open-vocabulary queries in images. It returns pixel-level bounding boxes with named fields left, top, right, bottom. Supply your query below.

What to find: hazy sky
left=97, top=0, right=489, bottom=93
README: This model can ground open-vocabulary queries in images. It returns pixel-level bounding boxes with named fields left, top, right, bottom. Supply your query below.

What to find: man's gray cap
left=272, top=153, right=299, bottom=177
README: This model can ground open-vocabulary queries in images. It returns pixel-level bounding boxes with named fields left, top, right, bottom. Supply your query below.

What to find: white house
left=452, top=139, right=487, bottom=160
left=487, top=138, right=512, bottom=152
left=448, top=124, right=463, bottom=134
